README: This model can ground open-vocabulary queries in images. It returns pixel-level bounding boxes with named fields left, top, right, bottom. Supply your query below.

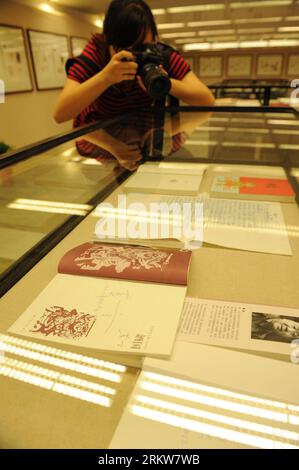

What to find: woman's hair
left=103, top=0, right=158, bottom=48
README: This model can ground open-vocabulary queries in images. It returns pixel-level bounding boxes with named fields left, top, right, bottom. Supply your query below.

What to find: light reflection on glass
left=135, top=394, right=299, bottom=443
left=140, top=380, right=289, bottom=423
left=0, top=334, right=126, bottom=379
left=6, top=198, right=92, bottom=216
left=0, top=356, right=113, bottom=407
left=128, top=371, right=299, bottom=449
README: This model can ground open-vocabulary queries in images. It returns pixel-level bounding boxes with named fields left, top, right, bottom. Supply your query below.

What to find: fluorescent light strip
left=136, top=395, right=299, bottom=443
left=152, top=9, right=166, bottom=15
left=132, top=404, right=299, bottom=449
left=162, top=32, right=196, bottom=39
left=158, top=23, right=185, bottom=30
left=237, top=28, right=275, bottom=34
left=234, top=17, right=282, bottom=24
left=272, top=129, right=299, bottom=135
left=231, top=0, right=292, bottom=8
left=168, top=4, right=225, bottom=13
left=279, top=27, right=299, bottom=32
left=183, top=39, right=299, bottom=51
left=267, top=120, right=299, bottom=126
left=0, top=342, right=122, bottom=383
left=1, top=334, right=126, bottom=373
left=279, top=144, right=299, bottom=150
left=183, top=42, right=211, bottom=50
left=269, top=39, right=299, bottom=46
left=142, top=372, right=288, bottom=409
left=0, top=357, right=111, bottom=407
left=187, top=20, right=232, bottom=27
left=7, top=203, right=88, bottom=216
left=14, top=198, right=92, bottom=211
left=140, top=381, right=289, bottom=423
left=175, top=38, right=211, bottom=45
left=198, top=29, right=236, bottom=36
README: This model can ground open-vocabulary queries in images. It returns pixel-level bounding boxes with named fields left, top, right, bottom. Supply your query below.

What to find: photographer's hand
left=83, top=129, right=142, bottom=171
left=111, top=140, right=142, bottom=171
left=102, top=50, right=138, bottom=85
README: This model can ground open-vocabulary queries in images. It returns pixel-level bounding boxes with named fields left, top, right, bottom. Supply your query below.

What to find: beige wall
left=184, top=47, right=299, bottom=85
left=0, top=1, right=96, bottom=149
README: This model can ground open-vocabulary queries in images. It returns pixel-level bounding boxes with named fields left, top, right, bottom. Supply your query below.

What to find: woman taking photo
left=54, top=0, right=214, bottom=169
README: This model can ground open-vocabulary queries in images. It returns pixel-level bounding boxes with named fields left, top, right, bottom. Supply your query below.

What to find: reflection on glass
left=7, top=198, right=92, bottom=216
left=129, top=371, right=299, bottom=449
left=0, top=334, right=127, bottom=407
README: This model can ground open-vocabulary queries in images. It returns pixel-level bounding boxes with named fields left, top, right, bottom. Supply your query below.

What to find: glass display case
left=0, top=105, right=298, bottom=296
left=0, top=104, right=298, bottom=449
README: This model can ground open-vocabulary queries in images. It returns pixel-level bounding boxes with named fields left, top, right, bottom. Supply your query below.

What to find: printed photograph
left=251, top=312, right=299, bottom=343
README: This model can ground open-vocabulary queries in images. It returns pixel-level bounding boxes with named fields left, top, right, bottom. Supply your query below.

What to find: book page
left=110, top=343, right=299, bottom=449
left=178, top=297, right=299, bottom=356
left=95, top=194, right=291, bottom=255
left=59, top=243, right=192, bottom=286
left=158, top=195, right=292, bottom=255
left=123, top=172, right=203, bottom=196
left=8, top=274, right=186, bottom=357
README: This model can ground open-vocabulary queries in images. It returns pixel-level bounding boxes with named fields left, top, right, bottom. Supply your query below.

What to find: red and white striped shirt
left=66, top=34, right=191, bottom=158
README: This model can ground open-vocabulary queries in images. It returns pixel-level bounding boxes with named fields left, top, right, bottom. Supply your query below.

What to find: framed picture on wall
left=0, top=24, right=32, bottom=93
left=199, top=56, right=222, bottom=78
left=28, top=29, right=70, bottom=90
left=71, top=36, right=88, bottom=56
left=256, top=54, right=282, bottom=77
left=227, top=55, right=252, bottom=78
left=287, top=54, right=299, bottom=76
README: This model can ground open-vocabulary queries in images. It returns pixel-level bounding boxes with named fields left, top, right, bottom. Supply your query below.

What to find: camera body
left=130, top=44, right=171, bottom=100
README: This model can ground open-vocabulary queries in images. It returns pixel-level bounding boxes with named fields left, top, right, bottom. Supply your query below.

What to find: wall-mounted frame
left=27, top=29, right=70, bottom=90
left=0, top=24, right=33, bottom=94
left=287, top=54, right=299, bottom=76
left=227, top=55, right=252, bottom=78
left=256, top=54, right=282, bottom=77
left=71, top=36, right=88, bottom=56
left=199, top=56, right=223, bottom=78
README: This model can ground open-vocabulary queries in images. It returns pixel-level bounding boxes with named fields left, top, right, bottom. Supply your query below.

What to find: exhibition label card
left=179, top=297, right=299, bottom=356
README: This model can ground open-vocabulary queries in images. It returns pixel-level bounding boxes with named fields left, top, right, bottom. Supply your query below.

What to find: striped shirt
left=66, top=34, right=191, bottom=158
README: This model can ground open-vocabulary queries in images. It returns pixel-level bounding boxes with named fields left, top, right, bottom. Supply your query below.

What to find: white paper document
left=123, top=167, right=204, bottom=196
left=8, top=274, right=186, bottom=358
left=110, top=342, right=299, bottom=449
left=158, top=195, right=292, bottom=255
left=95, top=190, right=291, bottom=255
left=203, top=197, right=292, bottom=255
left=178, top=297, right=299, bottom=356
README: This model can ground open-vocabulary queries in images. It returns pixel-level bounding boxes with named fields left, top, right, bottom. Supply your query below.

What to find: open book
left=8, top=243, right=192, bottom=367
left=94, top=192, right=292, bottom=256
left=110, top=342, right=299, bottom=449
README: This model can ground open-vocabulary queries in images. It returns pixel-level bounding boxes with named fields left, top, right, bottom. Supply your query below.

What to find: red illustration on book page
left=30, top=305, right=96, bottom=340
left=58, top=243, right=192, bottom=285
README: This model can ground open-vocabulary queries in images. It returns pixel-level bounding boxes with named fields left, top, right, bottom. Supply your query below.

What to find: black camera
left=131, top=44, right=171, bottom=100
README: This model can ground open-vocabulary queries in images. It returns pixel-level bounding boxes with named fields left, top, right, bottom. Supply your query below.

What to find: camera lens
left=141, top=64, right=171, bottom=99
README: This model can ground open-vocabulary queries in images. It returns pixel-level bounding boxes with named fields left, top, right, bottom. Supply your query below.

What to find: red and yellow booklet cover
left=211, top=175, right=295, bottom=202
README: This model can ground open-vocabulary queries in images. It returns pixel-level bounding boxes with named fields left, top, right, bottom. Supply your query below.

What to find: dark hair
left=103, top=0, right=158, bottom=48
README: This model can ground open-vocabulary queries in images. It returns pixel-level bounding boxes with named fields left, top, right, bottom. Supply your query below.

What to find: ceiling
left=11, top=0, right=299, bottom=51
